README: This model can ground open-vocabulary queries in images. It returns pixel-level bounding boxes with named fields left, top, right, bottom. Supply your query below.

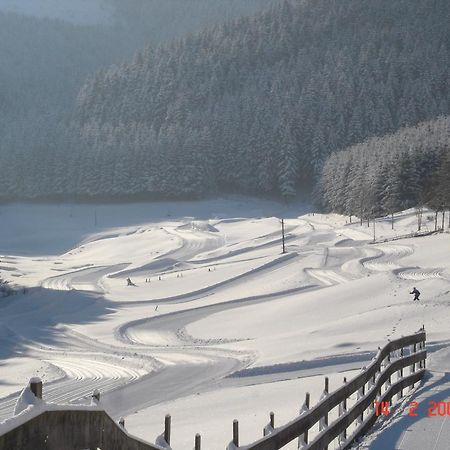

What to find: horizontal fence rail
left=231, top=329, right=426, bottom=450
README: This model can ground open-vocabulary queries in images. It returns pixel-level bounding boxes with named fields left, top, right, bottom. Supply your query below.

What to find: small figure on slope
left=410, top=287, right=420, bottom=301
left=126, top=277, right=136, bottom=287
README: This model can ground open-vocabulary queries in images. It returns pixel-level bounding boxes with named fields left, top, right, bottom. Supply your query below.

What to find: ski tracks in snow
left=360, top=243, right=445, bottom=281
left=304, top=268, right=350, bottom=286
left=0, top=324, right=161, bottom=420
left=0, top=356, right=148, bottom=421
left=394, top=267, right=444, bottom=280
left=306, top=236, right=444, bottom=287
left=41, top=263, right=130, bottom=292
left=362, top=244, right=413, bottom=272
left=2, top=214, right=447, bottom=426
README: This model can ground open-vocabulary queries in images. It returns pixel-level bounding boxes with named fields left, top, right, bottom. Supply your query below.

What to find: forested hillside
left=68, top=0, right=450, bottom=201
left=2, top=0, right=450, bottom=202
left=0, top=0, right=271, bottom=200
left=317, top=116, right=450, bottom=223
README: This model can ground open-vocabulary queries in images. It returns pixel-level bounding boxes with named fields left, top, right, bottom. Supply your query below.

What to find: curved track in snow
left=116, top=285, right=316, bottom=348
left=2, top=212, right=445, bottom=432
left=0, top=356, right=146, bottom=421
left=41, top=263, right=129, bottom=292
left=361, top=244, right=414, bottom=272
left=0, top=323, right=161, bottom=420
left=394, top=267, right=444, bottom=280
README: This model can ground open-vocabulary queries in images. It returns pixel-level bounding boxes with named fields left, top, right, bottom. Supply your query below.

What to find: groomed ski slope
left=0, top=199, right=449, bottom=449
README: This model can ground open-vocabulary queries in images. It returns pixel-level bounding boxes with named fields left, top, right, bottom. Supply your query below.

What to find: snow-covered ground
left=0, top=199, right=449, bottom=449
left=0, top=0, right=113, bottom=25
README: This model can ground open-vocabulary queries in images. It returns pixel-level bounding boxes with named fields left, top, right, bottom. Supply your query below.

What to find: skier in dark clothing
left=410, top=287, right=420, bottom=301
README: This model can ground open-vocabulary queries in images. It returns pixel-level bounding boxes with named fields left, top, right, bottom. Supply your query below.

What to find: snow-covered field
left=0, top=199, right=449, bottom=449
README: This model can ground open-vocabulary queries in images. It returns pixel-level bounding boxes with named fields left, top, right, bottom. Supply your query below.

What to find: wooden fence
left=228, top=329, right=426, bottom=450
left=0, top=383, right=200, bottom=450
left=0, top=330, right=426, bottom=450
left=0, top=408, right=161, bottom=450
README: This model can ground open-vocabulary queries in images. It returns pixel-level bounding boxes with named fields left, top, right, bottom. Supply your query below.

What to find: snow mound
left=14, top=383, right=43, bottom=416
left=179, top=221, right=219, bottom=233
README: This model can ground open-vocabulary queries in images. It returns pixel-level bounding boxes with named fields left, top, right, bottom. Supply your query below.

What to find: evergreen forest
left=0, top=0, right=449, bottom=209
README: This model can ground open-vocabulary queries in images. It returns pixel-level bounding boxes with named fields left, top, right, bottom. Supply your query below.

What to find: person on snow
left=410, top=287, right=420, bottom=301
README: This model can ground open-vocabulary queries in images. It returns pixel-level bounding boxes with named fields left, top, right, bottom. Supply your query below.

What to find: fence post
left=360, top=383, right=365, bottom=423
left=264, top=412, right=275, bottom=436
left=387, top=352, right=393, bottom=405
left=165, top=414, right=171, bottom=446
left=195, top=433, right=201, bottom=450
left=422, top=329, right=426, bottom=369
left=304, top=392, right=310, bottom=445
left=419, top=341, right=423, bottom=369
left=372, top=373, right=377, bottom=401
left=376, top=347, right=382, bottom=398
left=324, top=378, right=329, bottom=431
left=322, top=377, right=329, bottom=449
left=233, top=419, right=239, bottom=447
left=342, top=378, right=347, bottom=413
left=419, top=338, right=426, bottom=369
left=398, top=347, right=404, bottom=399
left=339, top=377, right=347, bottom=443
left=298, top=392, right=310, bottom=448
left=387, top=353, right=392, bottom=384
left=367, top=374, right=375, bottom=414
left=411, top=343, right=417, bottom=389
left=30, top=378, right=43, bottom=399
left=92, top=389, right=100, bottom=403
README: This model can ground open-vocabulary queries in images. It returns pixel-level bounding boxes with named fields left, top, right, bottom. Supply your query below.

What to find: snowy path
left=116, top=284, right=315, bottom=347
left=355, top=346, right=450, bottom=450
left=101, top=351, right=240, bottom=418
left=355, top=372, right=450, bottom=450
left=41, top=263, right=129, bottom=292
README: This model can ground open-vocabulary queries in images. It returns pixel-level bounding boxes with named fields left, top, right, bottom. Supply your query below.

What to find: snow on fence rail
left=0, top=379, right=170, bottom=450
left=227, top=328, right=426, bottom=450
left=0, top=331, right=426, bottom=450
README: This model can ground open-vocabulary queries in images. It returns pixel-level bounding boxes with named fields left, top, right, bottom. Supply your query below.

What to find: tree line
left=317, top=116, right=450, bottom=228
left=69, top=0, right=450, bottom=201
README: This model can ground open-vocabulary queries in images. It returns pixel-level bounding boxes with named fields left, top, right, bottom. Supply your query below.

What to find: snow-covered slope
left=0, top=0, right=113, bottom=25
left=0, top=199, right=449, bottom=449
